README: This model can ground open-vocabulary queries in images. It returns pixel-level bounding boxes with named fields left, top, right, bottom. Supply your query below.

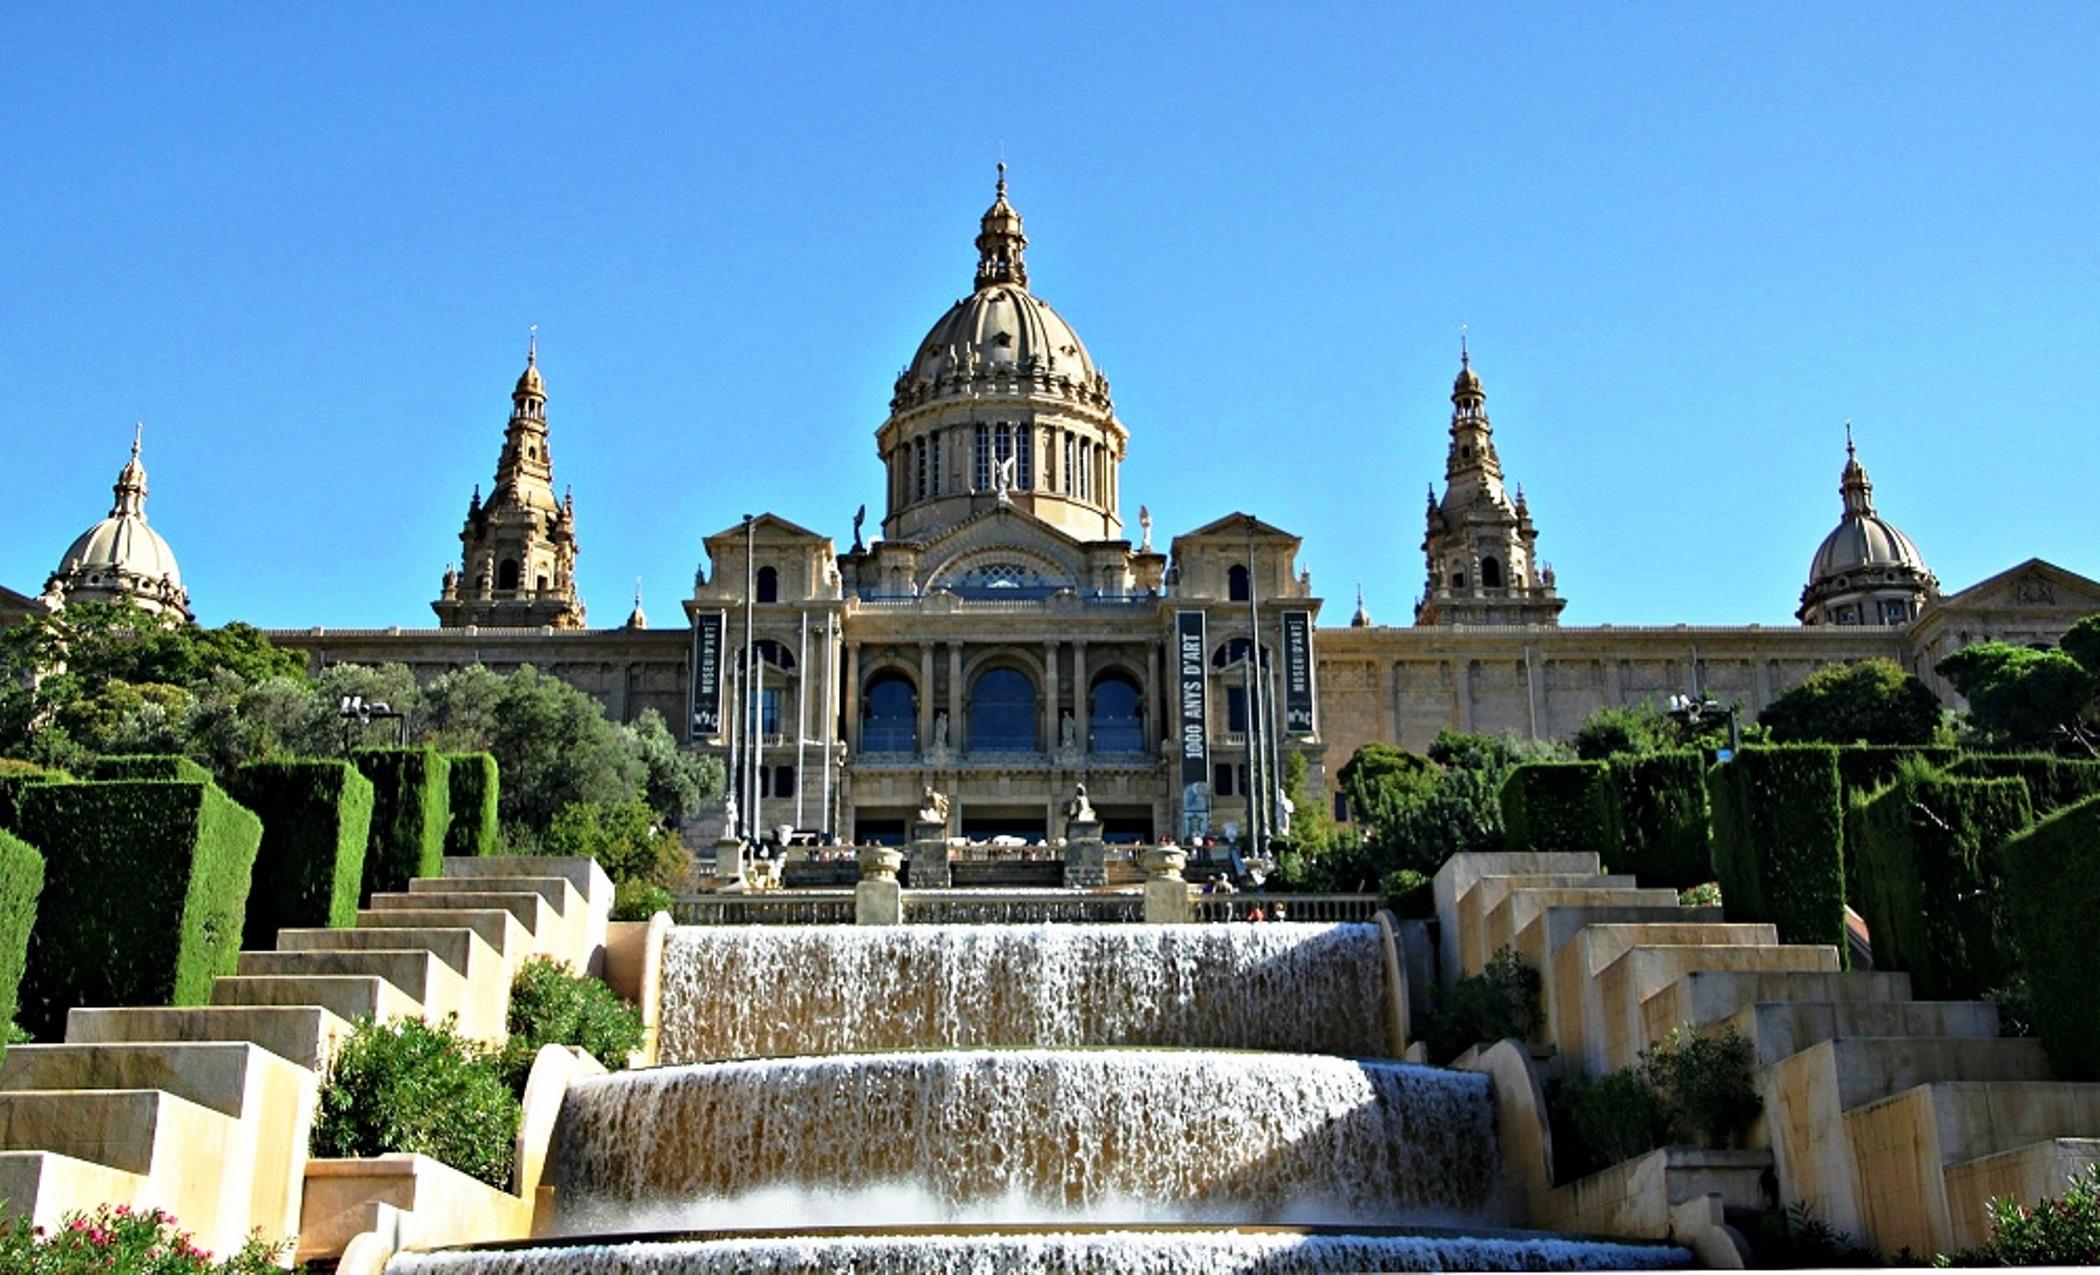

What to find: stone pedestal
left=713, top=836, right=747, bottom=892
left=855, top=847, right=904, bottom=925
left=1141, top=846, right=1190, bottom=924
left=907, top=820, right=951, bottom=889
left=1063, top=819, right=1106, bottom=888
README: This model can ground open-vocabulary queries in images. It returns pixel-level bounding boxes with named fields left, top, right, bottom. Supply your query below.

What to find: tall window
left=1225, top=686, right=1249, bottom=734
left=1017, top=424, right=1033, bottom=490
left=974, top=424, right=991, bottom=491
left=1088, top=672, right=1145, bottom=753
left=913, top=440, right=927, bottom=501
left=968, top=666, right=1038, bottom=753
left=1482, top=557, right=1503, bottom=589
left=498, top=558, right=521, bottom=591
left=760, top=687, right=782, bottom=736
left=862, top=672, right=917, bottom=753
left=929, top=430, right=942, bottom=496
left=1064, top=434, right=1077, bottom=494
left=1228, top=564, right=1250, bottom=602
left=756, top=566, right=779, bottom=603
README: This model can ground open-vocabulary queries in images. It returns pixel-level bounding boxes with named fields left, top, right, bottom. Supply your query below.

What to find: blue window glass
left=1089, top=672, right=1145, bottom=753
left=968, top=667, right=1037, bottom=753
left=861, top=672, right=917, bottom=753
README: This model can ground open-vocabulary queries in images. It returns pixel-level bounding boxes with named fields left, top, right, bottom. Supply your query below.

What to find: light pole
left=743, top=513, right=758, bottom=846
left=338, top=695, right=407, bottom=752
left=1666, top=693, right=1742, bottom=761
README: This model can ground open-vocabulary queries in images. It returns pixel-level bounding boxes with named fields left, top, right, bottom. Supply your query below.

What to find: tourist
left=1271, top=902, right=1287, bottom=922
left=1247, top=904, right=1266, bottom=923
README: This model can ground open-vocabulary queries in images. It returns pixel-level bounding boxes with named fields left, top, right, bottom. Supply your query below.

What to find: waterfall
left=392, top=1229, right=1690, bottom=1273
left=549, top=1050, right=1498, bottom=1233
left=658, top=922, right=1390, bottom=1062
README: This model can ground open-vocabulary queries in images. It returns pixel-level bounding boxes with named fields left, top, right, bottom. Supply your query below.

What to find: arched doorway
left=861, top=671, right=917, bottom=753
left=968, top=666, right=1038, bottom=753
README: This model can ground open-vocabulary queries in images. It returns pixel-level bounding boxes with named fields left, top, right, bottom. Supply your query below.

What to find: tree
left=1574, top=704, right=1679, bottom=760
left=1937, top=642, right=2097, bottom=752
left=1758, top=658, right=1948, bottom=746
left=621, top=708, right=721, bottom=824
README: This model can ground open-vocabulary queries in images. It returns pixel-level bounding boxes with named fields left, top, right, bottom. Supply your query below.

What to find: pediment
left=1172, top=510, right=1301, bottom=546
left=702, top=511, right=831, bottom=548
left=1925, top=558, right=2100, bottom=619
left=915, top=506, right=1094, bottom=592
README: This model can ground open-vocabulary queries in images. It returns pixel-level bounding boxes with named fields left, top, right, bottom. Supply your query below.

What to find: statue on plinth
left=1059, top=710, right=1079, bottom=751
left=917, top=785, right=951, bottom=827
left=1064, top=782, right=1096, bottom=825
left=932, top=710, right=950, bottom=751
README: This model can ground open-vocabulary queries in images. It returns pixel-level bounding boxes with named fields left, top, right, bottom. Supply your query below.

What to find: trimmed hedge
left=1848, top=770, right=2033, bottom=1000
left=12, top=779, right=261, bottom=1040
left=2001, top=794, right=2100, bottom=1080
left=1499, top=762, right=1619, bottom=859
left=225, top=759, right=375, bottom=949
left=90, top=755, right=214, bottom=784
left=1950, top=754, right=2100, bottom=815
left=350, top=748, right=451, bottom=901
left=0, top=831, right=45, bottom=1035
left=1607, top=751, right=1712, bottom=888
left=443, top=753, right=501, bottom=858
left=1835, top=745, right=1959, bottom=801
left=0, top=765, right=70, bottom=832
left=1707, top=745, right=1848, bottom=954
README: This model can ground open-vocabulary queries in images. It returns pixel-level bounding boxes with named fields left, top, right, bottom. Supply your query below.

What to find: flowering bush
left=0, top=1203, right=288, bottom=1272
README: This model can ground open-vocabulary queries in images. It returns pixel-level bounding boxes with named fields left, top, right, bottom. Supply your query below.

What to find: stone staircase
left=1436, top=850, right=2100, bottom=1259
left=0, top=856, right=610, bottom=1258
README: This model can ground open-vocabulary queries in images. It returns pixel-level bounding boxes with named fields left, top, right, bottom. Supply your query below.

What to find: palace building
left=25, top=174, right=2100, bottom=844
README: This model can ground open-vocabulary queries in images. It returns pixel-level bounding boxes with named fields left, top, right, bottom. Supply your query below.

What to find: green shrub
left=225, top=759, right=374, bottom=949
left=545, top=797, right=691, bottom=891
left=1848, top=764, right=2033, bottom=1001
left=1499, top=762, right=1618, bottom=860
left=89, top=754, right=215, bottom=784
left=1547, top=1024, right=1760, bottom=1183
left=1378, top=868, right=1434, bottom=920
left=1607, top=751, right=1712, bottom=887
left=1951, top=753, right=2100, bottom=815
left=443, top=752, right=501, bottom=858
left=1836, top=744, right=1960, bottom=802
left=1549, top=1068, right=1670, bottom=1182
left=1707, top=745, right=1849, bottom=953
left=0, top=763, right=70, bottom=831
left=612, top=878, right=673, bottom=922
left=1937, top=1165, right=2100, bottom=1266
left=498, top=956, right=645, bottom=1093
left=2000, top=794, right=2100, bottom=1079
left=0, top=1202, right=289, bottom=1271
left=313, top=1016, right=518, bottom=1188
left=1419, top=947, right=1542, bottom=1065
left=0, top=832, right=44, bottom=1039
left=1679, top=881, right=1722, bottom=908
left=349, top=748, right=451, bottom=901
left=12, top=779, right=261, bottom=1040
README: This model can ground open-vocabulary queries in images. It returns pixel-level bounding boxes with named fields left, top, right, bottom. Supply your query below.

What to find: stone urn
left=1139, top=846, right=1188, bottom=882
left=858, top=846, right=904, bottom=883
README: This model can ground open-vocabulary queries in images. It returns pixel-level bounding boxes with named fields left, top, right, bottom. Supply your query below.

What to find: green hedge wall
left=1707, top=745, right=1848, bottom=954
left=1606, top=751, right=1712, bottom=888
left=12, top=779, right=261, bottom=1040
left=1848, top=772, right=2033, bottom=1000
left=0, top=764, right=70, bottom=831
left=443, top=753, right=501, bottom=859
left=1500, top=762, right=1619, bottom=860
left=1950, top=754, right=2100, bottom=815
left=0, top=831, right=46, bottom=1035
left=89, top=755, right=215, bottom=784
left=2001, top=794, right=2100, bottom=1080
left=1835, top=745, right=1960, bottom=801
left=225, top=760, right=375, bottom=949
left=350, top=748, right=451, bottom=901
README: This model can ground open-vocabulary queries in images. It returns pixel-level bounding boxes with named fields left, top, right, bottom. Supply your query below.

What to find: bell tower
left=433, top=330, right=587, bottom=628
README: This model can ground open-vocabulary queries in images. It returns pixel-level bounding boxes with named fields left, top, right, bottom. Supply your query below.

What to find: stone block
left=906, top=840, right=952, bottom=890
left=1537, top=1145, right=1771, bottom=1250
left=1639, top=969, right=1913, bottom=1053
left=1433, top=852, right=1600, bottom=987
left=235, top=949, right=468, bottom=1036
left=1459, top=873, right=1641, bottom=976
left=298, top=1154, right=533, bottom=1264
left=442, top=856, right=612, bottom=975
left=270, top=928, right=507, bottom=1042
left=1944, top=1137, right=2100, bottom=1252
left=0, top=1089, right=236, bottom=1253
left=855, top=878, right=900, bottom=926
left=411, top=875, right=588, bottom=969
left=0, top=1149, right=145, bottom=1236
left=64, top=1004, right=350, bottom=1073
left=353, top=907, right=528, bottom=967
left=1720, top=999, right=2001, bottom=1067
left=369, top=890, right=557, bottom=957
left=1548, top=922, right=1782, bottom=1069
left=211, top=973, right=422, bottom=1025
left=603, top=913, right=669, bottom=1066
left=1591, top=943, right=1839, bottom=1073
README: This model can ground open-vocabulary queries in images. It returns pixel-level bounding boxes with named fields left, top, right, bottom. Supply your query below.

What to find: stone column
left=1042, top=639, right=1060, bottom=752
left=947, top=643, right=964, bottom=750
left=1073, top=640, right=1090, bottom=754
left=918, top=641, right=935, bottom=750
left=1141, top=846, right=1189, bottom=924
left=908, top=818, right=951, bottom=889
left=844, top=642, right=861, bottom=752
left=855, top=846, right=903, bottom=925
left=1145, top=642, right=1161, bottom=752
left=1063, top=817, right=1106, bottom=888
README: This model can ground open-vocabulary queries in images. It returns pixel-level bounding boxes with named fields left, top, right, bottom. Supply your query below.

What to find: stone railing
left=671, top=892, right=857, bottom=926
left=1189, top=893, right=1382, bottom=924
left=901, top=891, right=1145, bottom=925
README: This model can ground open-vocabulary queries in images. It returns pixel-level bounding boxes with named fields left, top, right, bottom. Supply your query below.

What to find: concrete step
left=1587, top=942, right=1840, bottom=1073
left=1488, top=887, right=1695, bottom=975
left=409, top=874, right=578, bottom=916
left=368, top=891, right=553, bottom=945
left=1847, top=1082, right=2100, bottom=1257
left=236, top=947, right=460, bottom=1011
left=1721, top=999, right=2002, bottom=1066
left=353, top=907, right=526, bottom=963
left=1433, top=852, right=1602, bottom=985
left=0, top=1041, right=307, bottom=1117
left=0, top=1149, right=146, bottom=1234
left=65, top=1005, right=351, bottom=1073
left=1642, top=969, right=1916, bottom=1042
left=1548, top=922, right=1787, bottom=1069
left=271, top=927, right=507, bottom=1041
left=277, top=925, right=492, bottom=978
left=1943, top=1136, right=2100, bottom=1253
left=0, top=1087, right=237, bottom=1177
left=211, top=974, right=422, bottom=1025
left=1457, top=873, right=1644, bottom=976
left=440, top=855, right=610, bottom=907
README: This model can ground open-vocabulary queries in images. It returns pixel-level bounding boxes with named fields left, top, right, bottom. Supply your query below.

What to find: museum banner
left=1175, top=610, right=1210, bottom=838
left=1281, top=609, right=1316, bottom=735
left=689, top=610, right=724, bottom=739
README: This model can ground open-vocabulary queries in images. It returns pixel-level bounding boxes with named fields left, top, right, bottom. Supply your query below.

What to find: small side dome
left=49, top=425, right=191, bottom=619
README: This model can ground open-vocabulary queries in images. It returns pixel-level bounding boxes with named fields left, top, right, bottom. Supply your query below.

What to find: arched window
left=1482, top=557, right=1503, bottom=589
left=1227, top=564, right=1250, bottom=602
left=756, top=566, right=779, bottom=603
left=1211, top=637, right=1270, bottom=669
left=498, top=558, right=521, bottom=591
left=742, top=639, right=795, bottom=671
left=968, top=666, right=1038, bottom=753
left=861, top=672, right=917, bottom=753
left=1089, top=671, right=1145, bottom=753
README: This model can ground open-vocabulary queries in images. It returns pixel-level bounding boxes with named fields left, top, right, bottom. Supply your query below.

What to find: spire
left=1839, top=421, right=1875, bottom=516
left=1351, top=583, right=1373, bottom=628
left=1452, top=331, right=1484, bottom=406
left=625, top=577, right=648, bottom=629
left=111, top=420, right=148, bottom=518
left=515, top=325, right=545, bottom=400
left=973, top=162, right=1030, bottom=292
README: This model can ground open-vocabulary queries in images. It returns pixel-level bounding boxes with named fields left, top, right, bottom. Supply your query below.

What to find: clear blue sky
left=5, top=4, right=2096, bottom=630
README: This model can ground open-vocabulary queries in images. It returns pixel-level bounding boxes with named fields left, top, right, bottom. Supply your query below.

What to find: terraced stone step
left=0, top=1041, right=306, bottom=1118
left=1944, top=1137, right=2100, bottom=1252
left=1641, top=969, right=1915, bottom=1044
left=238, top=947, right=452, bottom=1002
left=1457, top=873, right=1643, bottom=975
left=369, top=890, right=553, bottom=944
left=1720, top=999, right=2001, bottom=1066
left=212, top=973, right=422, bottom=1025
left=65, top=1005, right=350, bottom=1072
left=0, top=1149, right=146, bottom=1233
left=352, top=907, right=527, bottom=962
left=277, top=925, right=494, bottom=978
left=409, top=875, right=579, bottom=915
left=1592, top=943, right=1843, bottom=1071
left=0, top=1089, right=237, bottom=1177
left=1433, top=851, right=1602, bottom=984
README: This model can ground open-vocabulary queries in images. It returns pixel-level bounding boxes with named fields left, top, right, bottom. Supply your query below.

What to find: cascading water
left=657, top=921, right=1390, bottom=1061
left=549, top=1050, right=1497, bottom=1233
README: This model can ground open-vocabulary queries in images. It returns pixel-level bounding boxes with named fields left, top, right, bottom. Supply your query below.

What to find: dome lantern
left=1798, top=425, right=1938, bottom=626
left=45, top=422, right=191, bottom=619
